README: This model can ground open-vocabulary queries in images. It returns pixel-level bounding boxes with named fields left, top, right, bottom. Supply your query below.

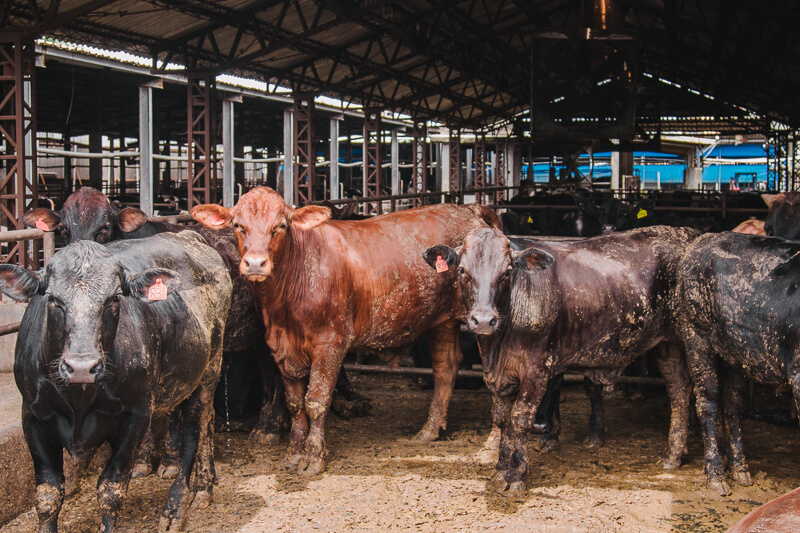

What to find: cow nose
left=241, top=253, right=271, bottom=277
left=60, top=354, right=104, bottom=384
left=469, top=313, right=499, bottom=335
left=602, top=224, right=616, bottom=234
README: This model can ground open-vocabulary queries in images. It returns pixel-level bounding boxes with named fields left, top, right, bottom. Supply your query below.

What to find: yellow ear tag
left=527, top=215, right=534, bottom=223
left=637, top=209, right=648, bottom=219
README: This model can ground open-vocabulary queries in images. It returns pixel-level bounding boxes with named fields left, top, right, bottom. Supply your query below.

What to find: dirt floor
left=3, top=373, right=800, bottom=533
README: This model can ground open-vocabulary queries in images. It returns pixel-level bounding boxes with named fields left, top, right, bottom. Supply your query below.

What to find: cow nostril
left=490, top=318, right=497, bottom=327
left=60, top=361, right=74, bottom=375
left=90, top=361, right=103, bottom=375
left=470, top=317, right=478, bottom=326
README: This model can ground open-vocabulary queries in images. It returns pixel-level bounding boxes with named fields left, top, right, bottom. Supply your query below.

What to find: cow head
left=764, top=192, right=800, bottom=240
left=0, top=241, right=180, bottom=385
left=22, top=187, right=149, bottom=244
left=191, top=187, right=331, bottom=281
left=423, top=228, right=554, bottom=335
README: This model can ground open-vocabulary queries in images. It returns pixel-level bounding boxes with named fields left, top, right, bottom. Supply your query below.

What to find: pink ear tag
left=35, top=217, right=49, bottom=231
left=147, top=279, right=168, bottom=301
left=435, top=255, right=449, bottom=273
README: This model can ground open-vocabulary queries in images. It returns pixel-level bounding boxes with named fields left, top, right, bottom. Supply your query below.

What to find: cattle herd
left=0, top=186, right=799, bottom=531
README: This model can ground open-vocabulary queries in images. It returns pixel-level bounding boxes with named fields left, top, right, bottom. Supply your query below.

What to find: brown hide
left=193, top=187, right=501, bottom=473
left=726, top=487, right=800, bottom=533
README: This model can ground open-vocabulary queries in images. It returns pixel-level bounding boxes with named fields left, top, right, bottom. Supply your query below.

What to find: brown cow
left=726, top=487, right=800, bottom=532
left=192, top=187, right=501, bottom=475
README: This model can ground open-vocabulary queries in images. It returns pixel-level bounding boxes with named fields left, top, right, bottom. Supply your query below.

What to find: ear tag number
left=435, top=256, right=449, bottom=273
left=35, top=218, right=49, bottom=231
left=148, top=279, right=168, bottom=301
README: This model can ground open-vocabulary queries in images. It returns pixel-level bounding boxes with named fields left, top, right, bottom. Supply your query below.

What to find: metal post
left=391, top=128, right=400, bottom=195
left=0, top=34, right=39, bottom=267
left=283, top=108, right=294, bottom=205
left=293, top=93, right=315, bottom=205
left=363, top=108, right=382, bottom=215
left=330, top=116, right=340, bottom=200
left=412, top=119, right=427, bottom=207
left=449, top=128, right=461, bottom=198
left=187, top=72, right=215, bottom=210
left=139, top=84, right=153, bottom=215
left=222, top=98, right=235, bottom=208
left=496, top=142, right=506, bottom=202
left=475, top=136, right=487, bottom=204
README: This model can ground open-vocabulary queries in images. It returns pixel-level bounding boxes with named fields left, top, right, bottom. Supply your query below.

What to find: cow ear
left=761, top=193, right=778, bottom=207
left=291, top=205, right=331, bottom=230
left=422, top=245, right=460, bottom=271
left=124, top=268, right=182, bottom=300
left=191, top=204, right=232, bottom=229
left=0, top=265, right=45, bottom=301
left=22, top=208, right=61, bottom=232
left=512, top=248, right=555, bottom=274
left=115, top=207, right=149, bottom=233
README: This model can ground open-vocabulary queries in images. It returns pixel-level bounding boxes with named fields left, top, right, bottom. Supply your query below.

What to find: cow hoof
left=249, top=429, right=281, bottom=446
left=582, top=435, right=604, bottom=449
left=662, top=455, right=682, bottom=470
left=508, top=481, right=527, bottom=492
left=733, top=470, right=753, bottom=487
left=132, top=462, right=153, bottom=478
left=158, top=515, right=186, bottom=533
left=533, top=436, right=559, bottom=453
left=488, top=471, right=510, bottom=492
left=157, top=464, right=181, bottom=479
left=192, top=490, right=212, bottom=509
left=414, top=426, right=440, bottom=442
left=299, top=457, right=326, bottom=476
left=284, top=453, right=302, bottom=470
left=708, top=479, right=731, bottom=496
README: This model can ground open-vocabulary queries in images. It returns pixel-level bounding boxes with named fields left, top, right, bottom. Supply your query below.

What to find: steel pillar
left=474, top=136, right=487, bottom=204
left=187, top=72, right=216, bottom=209
left=363, top=108, right=382, bottom=215
left=139, top=84, right=154, bottom=215
left=293, top=94, right=315, bottom=205
left=495, top=142, right=506, bottom=203
left=412, top=120, right=427, bottom=207
left=768, top=128, right=799, bottom=191
left=0, top=34, right=38, bottom=267
left=222, top=98, right=235, bottom=208
left=329, top=117, right=340, bottom=200
left=390, top=128, right=400, bottom=195
left=449, top=129, right=461, bottom=196
left=282, top=109, right=294, bottom=203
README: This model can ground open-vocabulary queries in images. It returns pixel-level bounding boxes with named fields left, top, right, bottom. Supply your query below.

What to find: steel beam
left=222, top=98, right=235, bottom=207
left=411, top=119, right=427, bottom=207
left=474, top=136, right=487, bottom=204
left=282, top=108, right=294, bottom=204
left=329, top=116, right=340, bottom=200
left=0, top=34, right=39, bottom=267
left=390, top=128, right=400, bottom=195
left=495, top=141, right=506, bottom=203
left=448, top=128, right=461, bottom=196
left=138, top=84, right=153, bottom=216
left=363, top=108, right=382, bottom=215
left=293, top=94, right=315, bottom=205
left=187, top=72, right=216, bottom=209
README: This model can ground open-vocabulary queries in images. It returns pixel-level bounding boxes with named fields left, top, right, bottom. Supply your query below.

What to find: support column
left=495, top=141, right=506, bottom=203
left=412, top=119, right=427, bottom=206
left=474, top=136, right=487, bottom=204
left=363, top=108, right=382, bottom=215
left=0, top=34, right=38, bottom=266
left=282, top=108, right=294, bottom=204
left=222, top=97, right=235, bottom=208
left=611, top=148, right=633, bottom=193
left=187, top=72, right=216, bottom=210
left=390, top=128, right=400, bottom=195
left=139, top=84, right=154, bottom=215
left=293, top=94, right=315, bottom=205
left=329, top=116, right=341, bottom=200
left=448, top=129, right=461, bottom=197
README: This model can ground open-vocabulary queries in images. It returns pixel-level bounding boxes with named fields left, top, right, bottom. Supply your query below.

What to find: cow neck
left=258, top=222, right=320, bottom=316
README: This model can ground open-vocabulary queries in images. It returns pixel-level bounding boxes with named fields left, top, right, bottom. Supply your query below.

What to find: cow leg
left=415, top=320, right=462, bottom=442
left=297, top=347, right=347, bottom=476
left=159, top=361, right=220, bottom=532
left=490, top=391, right=515, bottom=490
left=23, top=413, right=65, bottom=533
left=532, top=375, right=563, bottom=453
left=97, top=413, right=150, bottom=532
left=132, top=424, right=155, bottom=478
left=250, top=354, right=289, bottom=445
left=686, top=340, right=729, bottom=495
left=282, top=376, right=309, bottom=470
left=722, top=368, right=751, bottom=487
left=330, top=368, right=372, bottom=419
left=504, top=372, right=549, bottom=492
left=653, top=342, right=691, bottom=469
left=583, top=378, right=605, bottom=448
left=157, top=410, right=182, bottom=479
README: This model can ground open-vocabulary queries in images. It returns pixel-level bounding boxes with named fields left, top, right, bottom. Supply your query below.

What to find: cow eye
left=458, top=266, right=465, bottom=274
left=233, top=222, right=245, bottom=234
left=279, top=222, right=287, bottom=229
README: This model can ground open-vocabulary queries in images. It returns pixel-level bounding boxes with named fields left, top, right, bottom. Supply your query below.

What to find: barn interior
left=1, top=1, right=800, bottom=528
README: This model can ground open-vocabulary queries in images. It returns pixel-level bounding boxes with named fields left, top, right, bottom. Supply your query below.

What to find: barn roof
left=3, top=0, right=799, bottom=135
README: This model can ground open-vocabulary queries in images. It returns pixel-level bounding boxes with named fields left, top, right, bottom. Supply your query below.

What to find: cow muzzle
left=59, top=353, right=104, bottom=384
left=468, top=312, right=499, bottom=335
left=240, top=252, right=272, bottom=281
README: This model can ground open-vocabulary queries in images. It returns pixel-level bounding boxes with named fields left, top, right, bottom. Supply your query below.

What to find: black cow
left=764, top=191, right=800, bottom=240
left=673, top=232, right=800, bottom=495
left=424, top=226, right=697, bottom=491
left=0, top=232, right=231, bottom=532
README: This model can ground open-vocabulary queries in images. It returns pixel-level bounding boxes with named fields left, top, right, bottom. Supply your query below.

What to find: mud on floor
left=3, top=373, right=799, bottom=532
